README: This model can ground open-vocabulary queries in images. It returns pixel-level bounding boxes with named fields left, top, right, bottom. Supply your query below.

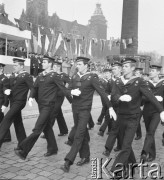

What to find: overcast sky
left=1, top=0, right=164, bottom=55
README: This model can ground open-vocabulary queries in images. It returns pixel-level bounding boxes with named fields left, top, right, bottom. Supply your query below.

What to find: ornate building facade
left=25, top=0, right=120, bottom=60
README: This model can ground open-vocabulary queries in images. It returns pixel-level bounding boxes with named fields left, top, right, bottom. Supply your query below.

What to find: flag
left=37, top=27, right=42, bottom=54
left=25, top=39, right=32, bottom=53
left=33, top=35, right=38, bottom=53
left=78, top=43, right=81, bottom=56
left=55, top=33, right=63, bottom=50
left=108, top=37, right=112, bottom=50
left=100, top=39, right=105, bottom=52
left=128, top=38, right=133, bottom=44
left=44, top=35, right=50, bottom=54
left=88, top=39, right=92, bottom=56
left=74, top=39, right=77, bottom=55
left=122, top=39, right=127, bottom=49
left=49, top=28, right=57, bottom=55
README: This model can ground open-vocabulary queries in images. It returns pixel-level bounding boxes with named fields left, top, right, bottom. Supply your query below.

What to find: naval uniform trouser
left=142, top=111, right=160, bottom=159
left=65, top=107, right=90, bottom=164
left=19, top=104, right=58, bottom=158
left=136, top=110, right=143, bottom=138
left=111, top=113, right=140, bottom=173
left=0, top=101, right=26, bottom=147
left=49, top=95, right=68, bottom=134
left=0, top=109, right=11, bottom=141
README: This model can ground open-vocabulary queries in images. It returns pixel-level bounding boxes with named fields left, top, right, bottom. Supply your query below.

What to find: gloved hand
left=71, top=89, right=81, bottom=96
left=1, top=105, right=7, bottom=113
left=108, top=95, right=111, bottom=101
left=28, top=98, right=34, bottom=107
left=155, top=96, right=163, bottom=102
left=4, top=89, right=11, bottom=95
left=109, top=107, right=117, bottom=121
left=160, top=111, right=164, bottom=122
left=119, top=94, right=132, bottom=102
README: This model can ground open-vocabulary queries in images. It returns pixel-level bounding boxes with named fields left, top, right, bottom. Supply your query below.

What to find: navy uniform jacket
left=57, top=72, right=70, bottom=97
left=0, top=74, right=10, bottom=107
left=99, top=78, right=108, bottom=93
left=69, top=72, right=112, bottom=110
left=143, top=80, right=164, bottom=113
left=111, top=77, right=163, bottom=115
left=9, top=71, right=33, bottom=103
left=30, top=71, right=71, bottom=106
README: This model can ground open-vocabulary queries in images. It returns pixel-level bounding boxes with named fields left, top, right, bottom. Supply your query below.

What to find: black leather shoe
left=98, top=131, right=104, bottom=137
left=40, top=134, right=45, bottom=139
left=3, top=138, right=11, bottom=143
left=147, top=156, right=155, bottom=162
left=135, top=136, right=142, bottom=140
left=58, top=133, right=68, bottom=136
left=76, top=157, right=90, bottom=166
left=102, top=150, right=110, bottom=157
left=140, top=154, right=147, bottom=163
left=96, top=122, right=101, bottom=125
left=114, top=147, right=121, bottom=152
left=60, top=160, right=71, bottom=172
left=44, top=151, right=57, bottom=157
left=64, top=140, right=73, bottom=146
left=14, top=149, right=26, bottom=160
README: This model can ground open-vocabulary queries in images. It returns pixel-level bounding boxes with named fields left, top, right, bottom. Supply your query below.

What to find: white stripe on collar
left=77, top=72, right=90, bottom=78
left=149, top=79, right=163, bottom=87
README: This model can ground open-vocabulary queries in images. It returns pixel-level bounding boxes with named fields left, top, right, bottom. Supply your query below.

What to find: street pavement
left=0, top=95, right=164, bottom=180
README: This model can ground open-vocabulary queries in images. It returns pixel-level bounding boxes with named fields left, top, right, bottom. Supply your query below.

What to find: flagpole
left=5, top=37, right=7, bottom=56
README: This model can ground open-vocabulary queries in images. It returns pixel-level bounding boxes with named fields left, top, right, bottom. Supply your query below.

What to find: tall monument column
left=120, top=0, right=138, bottom=55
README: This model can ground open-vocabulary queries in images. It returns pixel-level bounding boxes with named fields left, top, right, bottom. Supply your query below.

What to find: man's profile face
left=42, top=60, right=51, bottom=70
left=122, top=63, right=134, bottom=76
left=13, top=62, right=22, bottom=73
left=76, top=61, right=87, bottom=73
left=149, top=68, right=160, bottom=79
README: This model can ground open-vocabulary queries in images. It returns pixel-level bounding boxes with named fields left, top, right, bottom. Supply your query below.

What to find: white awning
left=0, top=24, right=31, bottom=41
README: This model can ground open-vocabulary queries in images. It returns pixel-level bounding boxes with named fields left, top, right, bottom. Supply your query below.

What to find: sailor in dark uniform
left=97, top=68, right=112, bottom=126
left=14, top=55, right=72, bottom=159
left=140, top=64, right=164, bottom=162
left=101, top=61, right=122, bottom=153
left=60, top=56, right=116, bottom=173
left=105, top=58, right=164, bottom=179
left=134, top=67, right=144, bottom=140
left=0, top=58, right=33, bottom=149
left=0, top=63, right=11, bottom=143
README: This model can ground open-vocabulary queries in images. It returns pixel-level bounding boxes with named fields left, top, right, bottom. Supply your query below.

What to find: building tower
left=26, top=0, right=48, bottom=28
left=120, top=0, right=138, bottom=55
left=89, top=3, right=107, bottom=40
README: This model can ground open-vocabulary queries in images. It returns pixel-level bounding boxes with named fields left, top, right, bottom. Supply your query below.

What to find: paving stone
left=16, top=169, right=29, bottom=176
left=25, top=173, right=38, bottom=179
left=1, top=172, right=17, bottom=179
left=0, top=168, right=7, bottom=174
left=33, top=176, right=50, bottom=180
left=38, top=171, right=53, bottom=177
left=7, top=166, right=20, bottom=173
left=30, top=168, right=42, bottom=174
left=48, top=173, right=62, bottom=180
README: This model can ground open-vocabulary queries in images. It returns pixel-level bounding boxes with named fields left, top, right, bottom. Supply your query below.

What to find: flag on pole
left=55, top=33, right=63, bottom=50
left=44, top=35, right=50, bottom=54
left=122, top=39, right=127, bottom=49
left=25, top=39, right=32, bottom=53
left=74, top=39, right=77, bottom=55
left=78, top=43, right=81, bottom=56
left=49, top=27, right=56, bottom=53
left=37, top=27, right=42, bottom=54
left=33, top=35, right=38, bottom=53
left=88, top=39, right=92, bottom=56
